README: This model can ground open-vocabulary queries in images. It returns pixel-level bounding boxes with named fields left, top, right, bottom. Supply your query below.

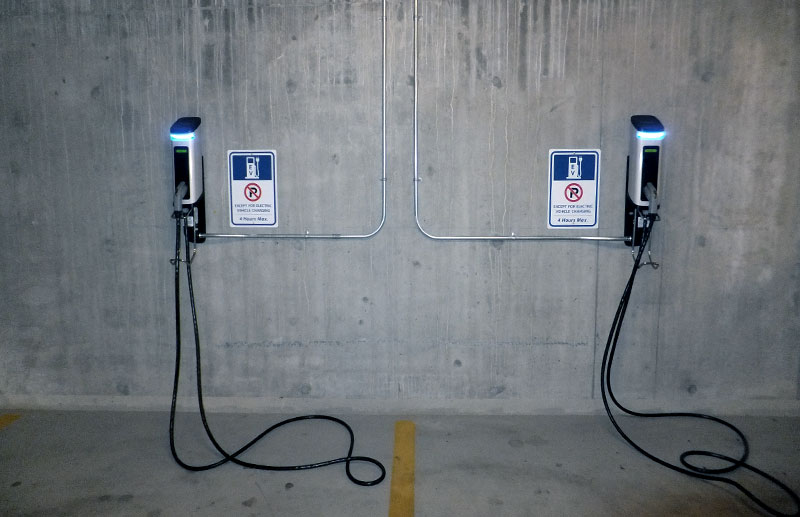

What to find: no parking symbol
left=565, top=183, right=583, bottom=202
left=244, top=183, right=262, bottom=202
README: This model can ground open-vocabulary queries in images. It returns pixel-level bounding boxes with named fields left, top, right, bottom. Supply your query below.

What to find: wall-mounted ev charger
left=609, top=114, right=800, bottom=515
left=624, top=115, right=664, bottom=247
left=171, top=117, right=206, bottom=243
left=165, top=119, right=385, bottom=485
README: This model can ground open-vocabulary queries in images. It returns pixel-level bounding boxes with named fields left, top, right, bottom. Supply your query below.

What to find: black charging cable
left=601, top=214, right=799, bottom=516
left=168, top=214, right=386, bottom=486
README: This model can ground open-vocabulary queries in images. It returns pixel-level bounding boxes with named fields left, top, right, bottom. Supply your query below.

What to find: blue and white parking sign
left=547, top=149, right=600, bottom=229
left=228, top=150, right=277, bottom=227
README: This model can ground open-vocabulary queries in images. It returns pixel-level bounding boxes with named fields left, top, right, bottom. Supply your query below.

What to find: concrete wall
left=1, top=0, right=798, bottom=414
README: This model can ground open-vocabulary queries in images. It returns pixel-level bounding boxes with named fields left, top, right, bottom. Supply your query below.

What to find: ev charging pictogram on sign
left=228, top=151, right=277, bottom=227
left=547, top=149, right=600, bottom=229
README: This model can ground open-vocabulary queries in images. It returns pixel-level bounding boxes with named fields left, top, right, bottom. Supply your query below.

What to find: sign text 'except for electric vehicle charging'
left=547, top=149, right=600, bottom=229
left=228, top=151, right=277, bottom=227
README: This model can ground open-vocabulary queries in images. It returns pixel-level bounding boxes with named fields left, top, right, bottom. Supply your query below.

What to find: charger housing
left=170, top=117, right=205, bottom=243
left=624, top=115, right=664, bottom=246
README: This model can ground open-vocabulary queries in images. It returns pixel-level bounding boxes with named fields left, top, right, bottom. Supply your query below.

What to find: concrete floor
left=0, top=411, right=798, bottom=516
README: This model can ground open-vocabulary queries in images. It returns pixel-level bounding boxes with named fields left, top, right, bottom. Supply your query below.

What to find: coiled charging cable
left=601, top=214, right=799, bottom=516
left=168, top=214, right=385, bottom=486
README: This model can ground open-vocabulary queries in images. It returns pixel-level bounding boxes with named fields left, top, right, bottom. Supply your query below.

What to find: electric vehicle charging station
left=603, top=117, right=798, bottom=514
left=164, top=0, right=391, bottom=485
left=624, top=115, right=664, bottom=247
left=168, top=121, right=385, bottom=484
left=170, top=117, right=206, bottom=244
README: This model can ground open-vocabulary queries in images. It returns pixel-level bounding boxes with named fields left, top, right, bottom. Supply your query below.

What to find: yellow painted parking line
left=0, top=414, right=20, bottom=430
left=388, top=420, right=416, bottom=517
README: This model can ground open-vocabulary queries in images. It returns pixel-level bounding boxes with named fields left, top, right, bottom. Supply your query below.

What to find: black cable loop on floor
left=169, top=215, right=385, bottom=486
left=601, top=215, right=799, bottom=516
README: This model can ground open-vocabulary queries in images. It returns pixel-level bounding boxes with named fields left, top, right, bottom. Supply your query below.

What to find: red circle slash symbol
left=244, top=183, right=262, bottom=202
left=565, top=183, right=583, bottom=202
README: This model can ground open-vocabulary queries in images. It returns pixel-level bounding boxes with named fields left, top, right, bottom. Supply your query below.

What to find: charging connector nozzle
left=643, top=182, right=659, bottom=217
left=173, top=182, right=188, bottom=214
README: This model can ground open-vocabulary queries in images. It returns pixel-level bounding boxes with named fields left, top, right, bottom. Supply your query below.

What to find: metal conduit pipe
left=201, top=0, right=387, bottom=240
left=413, top=0, right=626, bottom=242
